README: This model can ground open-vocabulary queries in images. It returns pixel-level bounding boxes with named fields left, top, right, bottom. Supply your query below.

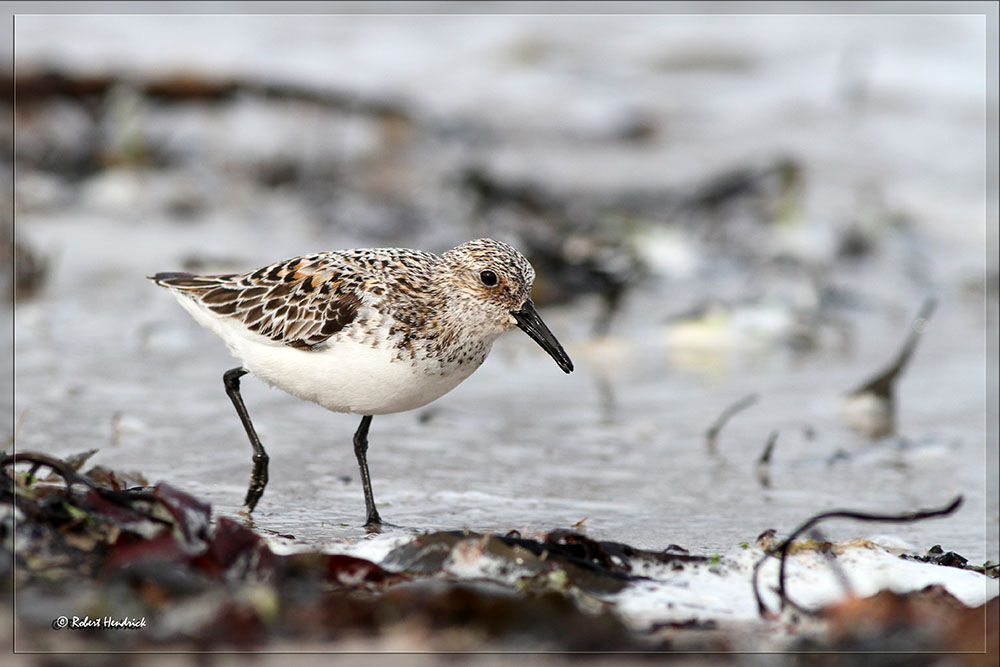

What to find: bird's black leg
left=223, top=367, right=269, bottom=512
left=353, top=415, right=381, bottom=526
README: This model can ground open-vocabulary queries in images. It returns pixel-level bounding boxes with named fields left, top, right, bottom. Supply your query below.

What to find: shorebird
left=151, top=238, right=573, bottom=525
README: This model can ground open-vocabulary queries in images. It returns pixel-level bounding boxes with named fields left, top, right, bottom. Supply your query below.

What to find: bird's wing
left=151, top=254, right=364, bottom=350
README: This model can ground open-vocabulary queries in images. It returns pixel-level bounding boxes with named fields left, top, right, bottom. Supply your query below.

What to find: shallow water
left=10, top=11, right=998, bottom=568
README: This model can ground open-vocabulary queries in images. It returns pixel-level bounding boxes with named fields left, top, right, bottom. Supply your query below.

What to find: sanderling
left=150, top=238, right=573, bottom=526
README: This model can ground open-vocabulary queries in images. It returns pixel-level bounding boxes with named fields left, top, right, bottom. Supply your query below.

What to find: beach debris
left=704, top=393, right=759, bottom=452
left=10, top=69, right=408, bottom=120
left=901, top=545, right=999, bottom=578
left=5, top=450, right=992, bottom=653
left=2, top=219, right=49, bottom=303
left=754, top=430, right=779, bottom=487
left=813, top=586, right=997, bottom=657
left=752, top=495, right=963, bottom=617
left=840, top=297, right=937, bottom=438
left=3, top=451, right=668, bottom=650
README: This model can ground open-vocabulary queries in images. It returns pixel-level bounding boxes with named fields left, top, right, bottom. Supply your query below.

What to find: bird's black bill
left=511, top=299, right=574, bottom=373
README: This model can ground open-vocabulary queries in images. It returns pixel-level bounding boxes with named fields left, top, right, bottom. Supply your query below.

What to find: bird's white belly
left=174, top=292, right=484, bottom=415
left=239, top=336, right=481, bottom=415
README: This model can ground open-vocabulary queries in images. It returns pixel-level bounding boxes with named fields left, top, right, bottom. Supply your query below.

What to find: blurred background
left=6, top=5, right=998, bottom=562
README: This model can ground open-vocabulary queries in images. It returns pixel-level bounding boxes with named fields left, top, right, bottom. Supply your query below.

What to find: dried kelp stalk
left=10, top=69, right=407, bottom=118
left=3, top=451, right=157, bottom=508
left=752, top=495, right=963, bottom=617
left=841, top=297, right=937, bottom=438
left=705, top=393, right=759, bottom=451
left=754, top=430, right=779, bottom=488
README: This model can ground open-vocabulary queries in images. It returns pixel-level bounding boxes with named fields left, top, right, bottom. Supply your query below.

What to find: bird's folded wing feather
left=152, top=256, right=363, bottom=350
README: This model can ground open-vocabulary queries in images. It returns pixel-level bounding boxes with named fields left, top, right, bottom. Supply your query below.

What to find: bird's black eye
left=479, top=269, right=498, bottom=287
